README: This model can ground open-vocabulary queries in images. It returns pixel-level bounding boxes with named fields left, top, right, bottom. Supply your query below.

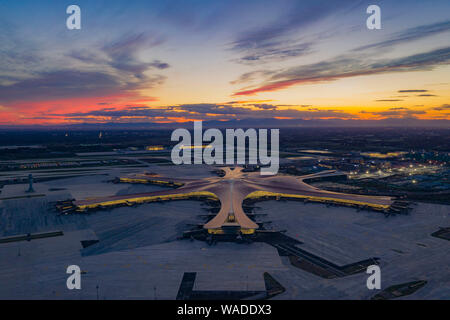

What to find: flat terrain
left=0, top=165, right=448, bottom=299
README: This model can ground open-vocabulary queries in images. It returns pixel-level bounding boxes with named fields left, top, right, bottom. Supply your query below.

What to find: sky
left=0, top=0, right=449, bottom=126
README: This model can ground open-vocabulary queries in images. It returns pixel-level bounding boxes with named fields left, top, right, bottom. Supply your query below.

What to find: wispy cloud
left=361, top=108, right=427, bottom=119
left=0, top=33, right=169, bottom=105
left=230, top=70, right=275, bottom=85
left=39, top=103, right=358, bottom=123
left=230, top=0, right=358, bottom=64
left=355, top=20, right=450, bottom=51
left=234, top=42, right=313, bottom=65
left=432, top=104, right=450, bottom=111
left=233, top=46, right=450, bottom=96
left=389, top=107, right=408, bottom=111
left=398, top=90, right=428, bottom=93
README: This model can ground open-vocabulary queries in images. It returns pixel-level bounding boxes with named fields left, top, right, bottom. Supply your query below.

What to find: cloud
left=103, top=32, right=164, bottom=54
left=225, top=100, right=274, bottom=105
left=0, top=71, right=123, bottom=103
left=0, top=22, right=44, bottom=85
left=0, top=33, right=169, bottom=105
left=0, top=70, right=164, bottom=104
left=234, top=42, right=314, bottom=65
left=42, top=103, right=358, bottom=123
left=233, top=46, right=450, bottom=96
left=361, top=108, right=427, bottom=119
left=355, top=20, right=450, bottom=51
left=148, top=60, right=170, bottom=70
left=376, top=99, right=404, bottom=102
left=230, top=0, right=357, bottom=64
left=389, top=107, right=408, bottom=111
left=230, top=70, right=275, bottom=85
left=102, top=33, right=168, bottom=74
left=252, top=104, right=277, bottom=110
left=432, top=104, right=450, bottom=111
left=398, top=90, right=428, bottom=93
left=232, top=0, right=356, bottom=51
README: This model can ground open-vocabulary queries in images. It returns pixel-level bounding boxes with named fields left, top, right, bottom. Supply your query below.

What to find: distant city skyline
left=0, top=0, right=449, bottom=126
